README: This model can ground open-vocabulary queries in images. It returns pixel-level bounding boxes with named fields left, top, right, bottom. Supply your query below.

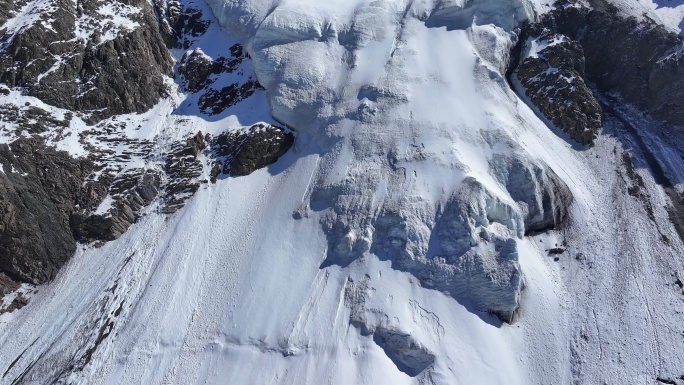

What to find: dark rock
left=537, top=0, right=684, bottom=128
left=208, top=123, right=295, bottom=177
left=0, top=137, right=96, bottom=284
left=178, top=45, right=247, bottom=93
left=71, top=170, right=161, bottom=242
left=0, top=272, right=20, bottom=298
left=176, top=43, right=263, bottom=115
left=209, top=161, right=222, bottom=183
left=548, top=247, right=565, bottom=255
left=153, top=1, right=210, bottom=49
left=178, top=49, right=216, bottom=93
left=185, top=131, right=206, bottom=157
left=4, top=292, right=28, bottom=313
left=161, top=132, right=206, bottom=213
left=0, top=0, right=173, bottom=123
left=512, top=27, right=602, bottom=145
left=198, top=80, right=263, bottom=115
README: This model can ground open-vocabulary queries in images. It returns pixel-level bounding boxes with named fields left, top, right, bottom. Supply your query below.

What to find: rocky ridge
left=512, top=0, right=684, bottom=145
left=512, top=26, right=603, bottom=145
left=0, top=1, right=293, bottom=309
left=0, top=0, right=173, bottom=123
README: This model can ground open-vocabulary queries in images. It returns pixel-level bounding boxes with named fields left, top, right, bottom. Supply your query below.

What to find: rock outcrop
left=162, top=132, right=206, bottom=214
left=0, top=0, right=173, bottom=122
left=512, top=26, right=602, bottom=145
left=72, top=170, right=162, bottom=242
left=0, top=137, right=99, bottom=284
left=514, top=0, right=684, bottom=139
left=153, top=0, right=211, bottom=48
left=208, top=123, right=295, bottom=178
left=178, top=44, right=263, bottom=116
left=178, top=45, right=247, bottom=93
left=552, top=0, right=684, bottom=127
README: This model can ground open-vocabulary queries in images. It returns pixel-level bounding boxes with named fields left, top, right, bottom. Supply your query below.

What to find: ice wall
left=203, top=0, right=563, bottom=322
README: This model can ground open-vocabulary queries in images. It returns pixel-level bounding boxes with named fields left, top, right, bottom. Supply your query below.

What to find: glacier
left=0, top=0, right=683, bottom=384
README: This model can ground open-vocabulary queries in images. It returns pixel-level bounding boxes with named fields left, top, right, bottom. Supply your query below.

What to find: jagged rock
left=0, top=273, right=20, bottom=298
left=198, top=81, right=263, bottom=115
left=178, top=45, right=248, bottom=93
left=0, top=0, right=173, bottom=123
left=209, top=161, right=222, bottom=183
left=187, top=131, right=207, bottom=157
left=208, top=123, right=294, bottom=177
left=153, top=0, right=210, bottom=48
left=162, top=132, right=206, bottom=214
left=537, top=0, right=684, bottom=127
left=72, top=170, right=161, bottom=242
left=178, top=49, right=216, bottom=93
left=0, top=137, right=97, bottom=284
left=3, top=292, right=28, bottom=314
left=512, top=27, right=602, bottom=145
left=176, top=43, right=263, bottom=115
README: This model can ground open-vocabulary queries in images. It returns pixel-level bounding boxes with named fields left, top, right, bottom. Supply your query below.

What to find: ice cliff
left=204, top=0, right=571, bottom=322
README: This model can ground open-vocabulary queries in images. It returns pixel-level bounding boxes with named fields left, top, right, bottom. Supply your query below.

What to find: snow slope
left=1, top=0, right=684, bottom=384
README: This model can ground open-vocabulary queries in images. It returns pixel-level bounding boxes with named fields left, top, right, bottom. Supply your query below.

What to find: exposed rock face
left=0, top=0, right=173, bottom=122
left=72, top=170, right=162, bottom=242
left=179, top=45, right=246, bottom=93
left=162, top=132, right=206, bottom=214
left=178, top=44, right=263, bottom=116
left=208, top=123, right=295, bottom=177
left=198, top=81, right=263, bottom=115
left=0, top=273, right=20, bottom=298
left=0, top=1, right=280, bottom=293
left=526, top=0, right=684, bottom=128
left=0, top=137, right=97, bottom=284
left=512, top=27, right=602, bottom=145
left=153, top=0, right=210, bottom=48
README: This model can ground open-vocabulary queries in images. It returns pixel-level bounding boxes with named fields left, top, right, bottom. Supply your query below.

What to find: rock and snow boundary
left=0, top=0, right=682, bottom=384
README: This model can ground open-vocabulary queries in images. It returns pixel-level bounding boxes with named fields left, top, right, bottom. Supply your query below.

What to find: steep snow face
left=204, top=0, right=567, bottom=323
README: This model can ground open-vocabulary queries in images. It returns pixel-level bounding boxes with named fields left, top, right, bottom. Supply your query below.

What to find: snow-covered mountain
left=0, top=0, right=683, bottom=383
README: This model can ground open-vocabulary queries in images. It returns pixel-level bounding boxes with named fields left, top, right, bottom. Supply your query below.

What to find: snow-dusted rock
left=533, top=0, right=684, bottom=127
left=0, top=0, right=173, bottom=122
left=512, top=27, right=602, bottom=145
